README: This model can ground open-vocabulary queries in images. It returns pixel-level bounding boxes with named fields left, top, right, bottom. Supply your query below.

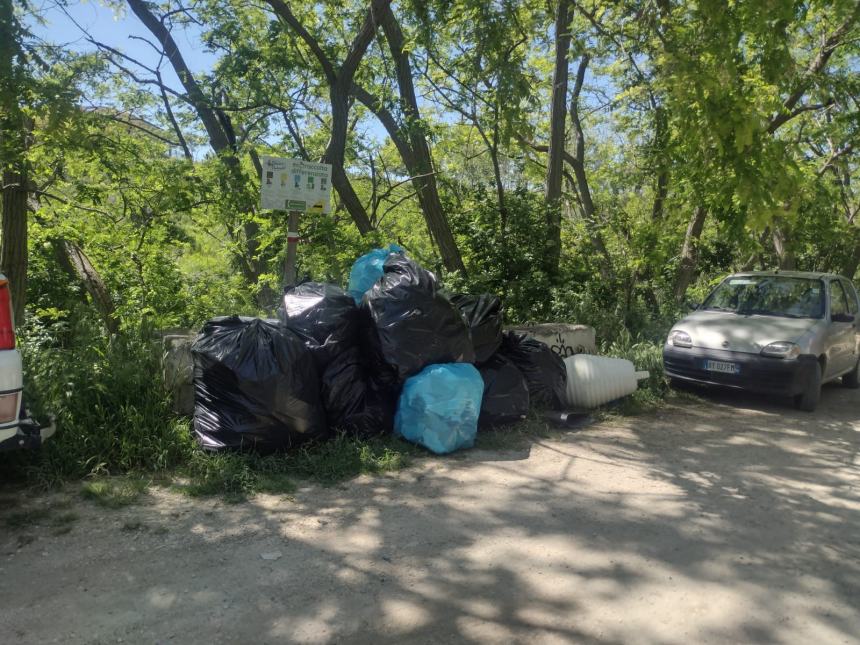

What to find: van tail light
left=0, top=390, right=20, bottom=424
left=0, top=279, right=15, bottom=349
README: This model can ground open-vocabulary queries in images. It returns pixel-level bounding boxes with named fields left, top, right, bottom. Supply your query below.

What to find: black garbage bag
left=450, top=293, right=503, bottom=364
left=320, top=347, right=396, bottom=436
left=280, top=282, right=359, bottom=370
left=497, top=331, right=567, bottom=409
left=478, top=355, right=530, bottom=427
left=192, top=316, right=328, bottom=451
left=362, top=255, right=475, bottom=383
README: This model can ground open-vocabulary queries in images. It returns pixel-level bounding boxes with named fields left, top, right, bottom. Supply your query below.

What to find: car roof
left=728, top=270, right=849, bottom=281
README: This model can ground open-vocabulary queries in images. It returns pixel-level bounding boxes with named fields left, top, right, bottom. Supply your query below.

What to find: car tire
left=843, top=358, right=860, bottom=389
left=794, top=362, right=822, bottom=412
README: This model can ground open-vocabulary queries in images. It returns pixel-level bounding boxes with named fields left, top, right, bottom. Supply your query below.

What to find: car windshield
left=701, top=276, right=824, bottom=319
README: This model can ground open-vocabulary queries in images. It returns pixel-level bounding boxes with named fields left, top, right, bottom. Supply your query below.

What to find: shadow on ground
left=1, top=386, right=859, bottom=644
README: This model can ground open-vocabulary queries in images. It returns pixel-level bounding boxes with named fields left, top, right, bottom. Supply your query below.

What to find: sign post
left=260, top=156, right=333, bottom=288
left=283, top=210, right=301, bottom=286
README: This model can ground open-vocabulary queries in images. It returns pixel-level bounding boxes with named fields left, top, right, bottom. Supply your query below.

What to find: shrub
left=1, top=318, right=194, bottom=487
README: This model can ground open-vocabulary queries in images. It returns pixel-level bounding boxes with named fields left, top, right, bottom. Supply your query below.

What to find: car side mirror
left=685, top=299, right=700, bottom=311
left=832, top=312, right=855, bottom=323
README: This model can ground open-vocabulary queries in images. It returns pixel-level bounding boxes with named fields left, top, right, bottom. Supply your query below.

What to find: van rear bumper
left=0, top=415, right=55, bottom=452
left=663, top=345, right=817, bottom=396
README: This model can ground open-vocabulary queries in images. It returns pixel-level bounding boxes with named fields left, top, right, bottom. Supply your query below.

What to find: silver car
left=663, top=271, right=860, bottom=411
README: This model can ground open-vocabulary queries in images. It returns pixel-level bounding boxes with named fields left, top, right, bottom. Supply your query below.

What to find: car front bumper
left=663, top=345, right=817, bottom=397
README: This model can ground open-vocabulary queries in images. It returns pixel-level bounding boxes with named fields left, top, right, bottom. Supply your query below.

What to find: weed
left=177, top=433, right=420, bottom=501
left=3, top=502, right=80, bottom=533
left=284, top=434, right=419, bottom=484
left=53, top=510, right=79, bottom=526
left=80, top=477, right=149, bottom=508
left=0, top=328, right=196, bottom=488
left=121, top=520, right=145, bottom=532
left=600, top=331, right=669, bottom=411
left=4, top=507, right=53, bottom=529
left=474, top=415, right=558, bottom=451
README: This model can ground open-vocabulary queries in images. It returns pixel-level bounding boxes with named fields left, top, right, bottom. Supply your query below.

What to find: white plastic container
left=563, top=354, right=649, bottom=409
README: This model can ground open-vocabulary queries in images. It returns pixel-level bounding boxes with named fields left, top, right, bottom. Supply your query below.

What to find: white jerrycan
left=563, top=354, right=649, bottom=408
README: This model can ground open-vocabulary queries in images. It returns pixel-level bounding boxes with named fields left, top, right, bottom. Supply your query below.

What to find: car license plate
left=705, top=360, right=739, bottom=375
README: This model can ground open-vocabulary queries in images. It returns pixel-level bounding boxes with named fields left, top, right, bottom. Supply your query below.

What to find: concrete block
left=508, top=323, right=596, bottom=358
left=161, top=330, right=197, bottom=416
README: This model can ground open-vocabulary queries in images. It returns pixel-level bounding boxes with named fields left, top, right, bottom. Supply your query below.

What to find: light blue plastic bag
left=347, top=244, right=404, bottom=304
left=394, top=363, right=483, bottom=455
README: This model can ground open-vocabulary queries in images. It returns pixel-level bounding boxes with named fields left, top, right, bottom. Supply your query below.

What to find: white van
left=0, top=274, right=54, bottom=451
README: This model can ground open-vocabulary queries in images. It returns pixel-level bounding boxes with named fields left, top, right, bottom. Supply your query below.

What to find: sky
left=20, top=0, right=608, bottom=156
left=25, top=0, right=217, bottom=99
left=23, top=0, right=396, bottom=149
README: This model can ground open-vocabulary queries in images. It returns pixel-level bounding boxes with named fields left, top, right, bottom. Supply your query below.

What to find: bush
left=601, top=329, right=668, bottom=408
left=0, top=319, right=194, bottom=487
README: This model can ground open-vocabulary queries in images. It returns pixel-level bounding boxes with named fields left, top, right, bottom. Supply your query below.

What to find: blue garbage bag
left=394, top=363, right=483, bottom=454
left=347, top=244, right=404, bottom=304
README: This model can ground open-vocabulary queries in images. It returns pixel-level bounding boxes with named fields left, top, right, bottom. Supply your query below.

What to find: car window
left=701, top=276, right=824, bottom=318
left=842, top=280, right=859, bottom=314
left=830, top=281, right=849, bottom=317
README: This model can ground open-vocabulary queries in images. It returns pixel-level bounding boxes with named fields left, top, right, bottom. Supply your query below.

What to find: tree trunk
left=324, top=83, right=372, bottom=234
left=650, top=109, right=669, bottom=221
left=771, top=217, right=796, bottom=269
left=567, top=56, right=613, bottom=280
left=674, top=206, right=708, bottom=301
left=544, top=0, right=574, bottom=275
left=127, top=0, right=270, bottom=285
left=264, top=0, right=379, bottom=237
left=842, top=230, right=860, bottom=280
left=1, top=169, right=28, bottom=326
left=51, top=238, right=119, bottom=334
left=377, top=4, right=465, bottom=273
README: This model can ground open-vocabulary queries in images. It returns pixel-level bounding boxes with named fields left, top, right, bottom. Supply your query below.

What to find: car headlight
left=760, top=341, right=800, bottom=359
left=669, top=330, right=692, bottom=348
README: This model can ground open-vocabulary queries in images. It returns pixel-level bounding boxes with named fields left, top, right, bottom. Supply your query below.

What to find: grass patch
left=474, top=415, right=559, bottom=451
left=80, top=477, right=149, bottom=508
left=284, top=434, right=420, bottom=484
left=4, top=503, right=79, bottom=533
left=54, top=510, right=79, bottom=525
left=177, top=433, right=420, bottom=502
left=0, top=328, right=196, bottom=490
left=4, top=507, right=53, bottom=529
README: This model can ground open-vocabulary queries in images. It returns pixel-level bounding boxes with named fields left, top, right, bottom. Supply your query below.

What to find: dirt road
left=2, top=384, right=860, bottom=644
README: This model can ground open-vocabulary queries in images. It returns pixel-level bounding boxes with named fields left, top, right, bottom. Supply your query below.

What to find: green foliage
left=282, top=434, right=419, bottom=484
left=80, top=477, right=150, bottom=508
left=445, top=187, right=554, bottom=322
left=1, top=322, right=195, bottom=487
left=2, top=0, right=859, bottom=493
left=601, top=330, right=668, bottom=407
left=180, top=433, right=419, bottom=502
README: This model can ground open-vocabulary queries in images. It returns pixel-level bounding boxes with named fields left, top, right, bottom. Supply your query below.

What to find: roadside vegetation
left=1, top=2, right=857, bottom=499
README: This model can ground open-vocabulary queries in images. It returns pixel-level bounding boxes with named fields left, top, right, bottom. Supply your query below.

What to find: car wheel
left=843, top=358, right=860, bottom=389
left=794, top=362, right=822, bottom=412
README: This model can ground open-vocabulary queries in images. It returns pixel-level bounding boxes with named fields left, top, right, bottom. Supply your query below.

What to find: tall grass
left=1, top=320, right=194, bottom=487
left=601, top=328, right=669, bottom=408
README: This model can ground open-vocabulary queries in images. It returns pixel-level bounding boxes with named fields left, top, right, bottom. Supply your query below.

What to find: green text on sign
left=287, top=200, right=307, bottom=212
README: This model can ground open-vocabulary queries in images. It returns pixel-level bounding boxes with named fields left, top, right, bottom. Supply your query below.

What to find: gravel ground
left=1, top=384, right=859, bottom=644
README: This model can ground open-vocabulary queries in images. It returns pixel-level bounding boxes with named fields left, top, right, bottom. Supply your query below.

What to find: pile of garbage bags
left=191, top=246, right=567, bottom=455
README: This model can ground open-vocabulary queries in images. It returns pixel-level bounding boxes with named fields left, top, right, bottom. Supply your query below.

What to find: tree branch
left=768, top=5, right=860, bottom=133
